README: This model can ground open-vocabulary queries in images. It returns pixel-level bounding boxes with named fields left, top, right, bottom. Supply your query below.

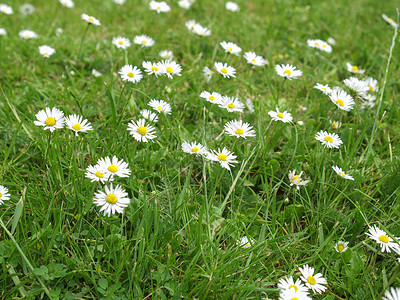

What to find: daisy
left=0, top=185, right=11, bottom=205
left=142, top=61, right=162, bottom=77
left=93, top=184, right=130, bottom=217
left=346, top=62, right=365, bottom=74
left=200, top=91, right=223, bottom=104
left=382, top=287, right=400, bottom=300
left=278, top=276, right=309, bottom=294
left=19, top=3, right=35, bottom=15
left=112, top=36, right=131, bottom=49
left=220, top=41, right=242, bottom=55
left=133, top=35, right=155, bottom=47
left=245, top=98, right=255, bottom=113
left=203, top=66, right=213, bottom=82
left=159, top=50, right=173, bottom=59
left=243, top=52, right=267, bottom=66
left=127, top=119, right=157, bottom=142
left=207, top=147, right=238, bottom=171
left=181, top=141, right=208, bottom=156
left=39, top=45, right=55, bottom=58
left=118, top=65, right=143, bottom=83
left=315, top=131, right=343, bottom=149
left=279, top=288, right=312, bottom=300
left=97, top=156, right=131, bottom=178
left=65, top=114, right=93, bottom=136
left=148, top=99, right=172, bottom=114
left=224, top=119, right=256, bottom=139
left=159, top=60, right=182, bottom=79
left=275, top=64, right=302, bottom=80
left=299, top=264, right=327, bottom=294
left=185, top=20, right=198, bottom=31
left=364, top=77, right=379, bottom=93
left=92, top=69, right=102, bottom=77
left=85, top=164, right=113, bottom=183
left=237, top=236, right=254, bottom=248
left=56, top=28, right=63, bottom=36
left=307, top=39, right=332, bottom=53
left=288, top=170, right=310, bottom=189
left=361, top=93, right=376, bottom=102
left=178, top=0, right=193, bottom=9
left=149, top=0, right=170, bottom=13
left=268, top=108, right=293, bottom=123
left=219, top=96, right=245, bottom=112
left=327, top=37, right=336, bottom=45
left=225, top=1, right=239, bottom=12
left=334, top=240, right=349, bottom=253
left=314, top=83, right=332, bottom=95
left=361, top=100, right=376, bottom=109
left=192, top=24, right=211, bottom=36
left=382, top=14, right=398, bottom=28
left=59, top=0, right=74, bottom=8
left=140, top=109, right=159, bottom=122
left=0, top=28, right=6, bottom=35
left=343, top=77, right=369, bottom=94
left=81, top=14, right=101, bottom=26
left=329, top=88, right=355, bottom=111
left=366, top=225, right=400, bottom=253
left=113, top=0, right=126, bottom=4
left=19, top=29, right=38, bottom=39
left=329, top=120, right=342, bottom=129
left=214, top=62, right=236, bottom=78
left=0, top=3, right=13, bottom=14
left=332, top=165, right=354, bottom=180
left=34, top=107, right=65, bottom=132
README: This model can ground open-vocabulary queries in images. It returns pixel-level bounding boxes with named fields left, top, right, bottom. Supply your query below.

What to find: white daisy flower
left=245, top=98, right=255, bottom=113
left=149, top=0, right=170, bottom=13
left=0, top=185, right=11, bottom=205
left=192, top=23, right=211, bottom=36
left=214, top=62, right=236, bottom=78
left=118, top=65, right=143, bottom=83
left=237, top=236, right=254, bottom=248
left=127, top=119, right=157, bottom=143
left=207, top=147, right=238, bottom=171
left=0, top=28, right=6, bottom=35
left=93, top=184, right=130, bottom=217
left=327, top=37, right=336, bottom=45
left=140, top=109, right=159, bottom=122
left=185, top=19, right=198, bottom=31
left=329, top=88, right=355, bottom=111
left=268, top=108, right=293, bottom=123
left=332, top=165, right=354, bottom=180
left=382, top=14, right=398, bottom=28
left=361, top=100, right=376, bottom=109
left=278, top=276, right=309, bottom=294
left=382, top=287, right=400, bottom=300
left=279, top=288, right=312, bottom=300
left=334, top=240, right=349, bottom=253
left=329, top=120, right=342, bottom=129
left=361, top=93, right=376, bottom=101
left=200, top=91, right=223, bottom=104
left=224, top=119, right=256, bottom=139
left=97, top=156, right=131, bottom=178
left=65, top=114, right=93, bottom=136
left=225, top=1, right=239, bottom=12
left=133, top=35, right=155, bottom=47
left=288, top=170, right=310, bottom=189
left=159, top=50, right=173, bottom=59
left=159, top=60, right=182, bottom=79
left=85, top=164, right=113, bottom=183
left=34, top=107, right=65, bottom=132
left=19, top=3, right=35, bottom=15
left=181, top=141, right=208, bottom=156
left=364, top=77, right=379, bottom=93
left=243, top=51, right=267, bottom=66
left=315, top=130, right=343, bottom=149
left=299, top=264, right=327, bottom=294
left=0, top=3, right=13, bottom=14
left=142, top=61, right=163, bottom=77
left=55, top=28, right=63, bottom=36
left=112, top=36, right=131, bottom=49
left=113, top=0, right=126, bottom=5
left=81, top=14, right=101, bottom=26
left=219, top=96, right=245, bottom=112
left=346, top=62, right=365, bottom=74
left=313, top=83, right=332, bottom=95
left=178, top=0, right=193, bottom=9
left=343, top=77, right=369, bottom=95
left=38, top=45, right=55, bottom=58
left=203, top=66, right=213, bottom=82
left=220, top=41, right=242, bottom=55
left=306, top=39, right=332, bottom=53
left=19, top=29, right=38, bottom=39
left=148, top=99, right=172, bottom=114
left=92, top=69, right=102, bottom=77
left=275, top=64, right=302, bottom=80
left=366, top=225, right=400, bottom=253
left=59, top=0, right=74, bottom=8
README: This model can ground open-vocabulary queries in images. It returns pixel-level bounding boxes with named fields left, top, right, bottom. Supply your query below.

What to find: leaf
left=98, top=278, right=108, bottom=290
left=267, top=159, right=280, bottom=175
left=11, top=187, right=26, bottom=234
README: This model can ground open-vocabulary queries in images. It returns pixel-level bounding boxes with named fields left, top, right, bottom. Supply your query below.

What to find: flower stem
left=76, top=24, right=90, bottom=64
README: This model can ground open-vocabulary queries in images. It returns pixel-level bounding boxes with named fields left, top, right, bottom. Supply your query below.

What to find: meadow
left=0, top=0, right=400, bottom=299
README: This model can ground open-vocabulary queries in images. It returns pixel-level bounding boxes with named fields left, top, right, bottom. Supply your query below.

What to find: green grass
left=1, top=0, right=400, bottom=299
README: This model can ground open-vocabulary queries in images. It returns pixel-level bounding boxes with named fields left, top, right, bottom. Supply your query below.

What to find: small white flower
left=142, top=61, right=163, bottom=77
left=334, top=240, right=349, bottom=253
left=127, top=119, right=157, bottom=142
left=97, top=156, right=131, bottom=178
left=140, top=109, right=159, bottom=122
left=278, top=276, right=309, bottom=294
left=113, top=0, right=126, bottom=4
left=81, top=13, right=101, bottom=26
left=148, top=99, right=172, bottom=114
left=207, top=147, right=238, bottom=171
left=149, top=0, right=170, bottom=13
left=200, top=91, right=223, bottom=104
left=314, top=83, right=332, bottom=95
left=85, top=164, right=113, bottom=183
left=38, top=45, right=55, bottom=58
left=329, top=88, right=355, bottom=111
left=178, top=0, right=193, bottom=9
left=237, top=236, right=254, bottom=248
left=192, top=23, right=211, bottom=36
left=225, top=1, right=239, bottom=12
left=245, top=98, right=255, bottom=113
left=214, top=62, right=236, bottom=78
left=366, top=225, right=400, bottom=253
left=224, top=119, right=256, bottom=139
left=382, top=14, right=398, bottom=28
left=182, top=141, right=208, bottom=156
left=363, top=77, right=379, bottom=93
left=219, top=96, right=245, bottom=112
left=59, top=0, right=74, bottom=8
left=19, top=3, right=35, bottom=15
left=299, top=264, right=327, bottom=294
left=19, top=29, right=38, bottom=39
left=93, top=184, right=130, bottom=217
left=343, top=77, right=369, bottom=95
left=315, top=130, right=343, bottom=149
left=112, top=36, right=131, bottom=49
left=275, top=64, right=302, bottom=80
left=268, top=108, right=293, bottom=123
left=329, top=120, right=342, bottom=129
left=346, top=62, right=365, bottom=74
left=65, top=114, right=93, bottom=136
left=220, top=41, right=242, bottom=55
left=185, top=20, right=197, bottom=31
left=382, top=287, right=400, bottom=300
left=55, top=28, right=63, bottom=36
left=0, top=185, right=11, bottom=205
left=118, top=65, right=143, bottom=83
left=243, top=51, right=267, bottom=66
left=327, top=37, right=336, bottom=45
left=0, top=3, right=13, bottom=14
left=306, top=39, right=332, bottom=53
left=92, top=69, right=102, bottom=77
left=332, top=165, right=354, bottom=180
left=288, top=170, right=310, bottom=189
left=159, top=50, right=173, bottom=59
left=0, top=28, right=6, bottom=35
left=203, top=66, right=213, bottom=82
left=159, top=60, right=182, bottom=79
left=133, top=35, right=155, bottom=47
left=34, top=107, right=65, bottom=132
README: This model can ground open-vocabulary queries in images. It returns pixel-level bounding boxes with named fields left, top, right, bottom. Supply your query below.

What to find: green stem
left=76, top=24, right=90, bottom=63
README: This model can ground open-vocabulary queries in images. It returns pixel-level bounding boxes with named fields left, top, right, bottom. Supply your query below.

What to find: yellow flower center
left=192, top=146, right=199, bottom=152
left=118, top=40, right=124, bottom=45
left=106, top=194, right=117, bottom=204
left=291, top=298, right=299, bottom=300
left=95, top=171, right=104, bottom=178
left=88, top=17, right=94, bottom=22
left=291, top=175, right=298, bottom=181
left=322, top=44, right=326, bottom=48
left=307, top=276, right=316, bottom=285
left=252, top=58, right=256, bottom=63
left=157, top=106, right=162, bottom=111
left=351, top=66, right=359, bottom=71
left=332, top=122, right=338, bottom=128
left=235, top=128, right=244, bottom=135
left=244, top=243, right=250, bottom=247
left=228, top=47, right=233, bottom=52
left=137, top=126, right=147, bottom=136
left=340, top=172, right=345, bottom=177
left=289, top=285, right=298, bottom=292
left=284, top=70, right=291, bottom=76
left=337, top=244, right=345, bottom=252
left=108, top=165, right=118, bottom=173
left=369, top=85, right=373, bottom=92
left=157, top=6, right=160, bottom=9
left=166, top=67, right=173, bottom=73
left=72, top=123, right=81, bottom=131
left=388, top=17, right=394, bottom=22
left=228, top=103, right=235, bottom=109
left=151, top=66, right=159, bottom=71
left=221, top=68, right=228, bottom=74
left=379, top=235, right=389, bottom=243
left=336, top=99, right=344, bottom=106
left=0, top=192, right=2, bottom=197
left=127, top=72, right=135, bottom=78
left=44, top=52, right=48, bottom=56
left=45, top=117, right=56, bottom=126
left=315, top=42, right=319, bottom=46
left=324, top=136, right=333, bottom=143
left=218, top=154, right=227, bottom=161
left=277, top=112, right=284, bottom=118
left=26, top=34, right=30, bottom=38
left=141, top=40, right=147, bottom=44
left=209, top=96, right=215, bottom=101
